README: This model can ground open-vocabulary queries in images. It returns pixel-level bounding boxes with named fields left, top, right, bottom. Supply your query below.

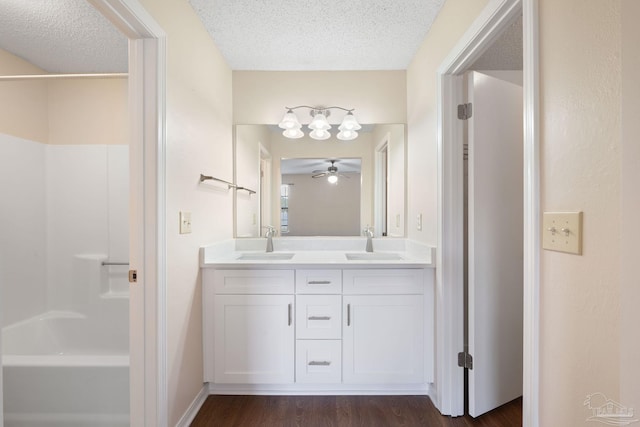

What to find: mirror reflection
left=234, top=124, right=406, bottom=238
left=281, top=158, right=361, bottom=236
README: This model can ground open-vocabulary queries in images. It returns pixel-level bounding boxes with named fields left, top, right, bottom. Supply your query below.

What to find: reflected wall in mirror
left=234, top=124, right=406, bottom=238
left=281, top=158, right=361, bottom=236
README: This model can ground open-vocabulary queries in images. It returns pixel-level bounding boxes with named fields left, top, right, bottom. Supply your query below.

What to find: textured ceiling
left=472, top=15, right=523, bottom=71
left=0, top=0, right=128, bottom=73
left=188, top=0, right=446, bottom=70
left=0, top=0, right=521, bottom=75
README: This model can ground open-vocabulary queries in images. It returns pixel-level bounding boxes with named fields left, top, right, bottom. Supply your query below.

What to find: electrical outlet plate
left=542, top=212, right=582, bottom=255
left=180, top=211, right=192, bottom=234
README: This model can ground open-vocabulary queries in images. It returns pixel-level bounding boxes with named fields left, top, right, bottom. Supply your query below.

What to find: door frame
left=435, top=0, right=539, bottom=426
left=87, top=1, right=167, bottom=425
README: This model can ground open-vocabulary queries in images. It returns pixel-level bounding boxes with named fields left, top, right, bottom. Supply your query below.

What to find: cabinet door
left=343, top=295, right=424, bottom=384
left=214, top=295, right=294, bottom=384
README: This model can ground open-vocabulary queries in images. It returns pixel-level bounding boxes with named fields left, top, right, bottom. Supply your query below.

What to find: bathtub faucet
left=363, top=226, right=374, bottom=252
left=264, top=226, right=277, bottom=253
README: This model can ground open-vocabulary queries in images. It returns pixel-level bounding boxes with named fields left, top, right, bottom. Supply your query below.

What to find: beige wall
left=0, top=49, right=48, bottom=143
left=137, top=0, right=233, bottom=425
left=539, top=1, right=623, bottom=425
left=620, top=0, right=640, bottom=411
left=283, top=173, right=361, bottom=236
left=48, top=78, right=128, bottom=145
left=372, top=124, right=406, bottom=237
left=406, top=0, right=490, bottom=245
left=233, top=70, right=406, bottom=125
left=235, top=124, right=270, bottom=237
left=0, top=49, right=127, bottom=146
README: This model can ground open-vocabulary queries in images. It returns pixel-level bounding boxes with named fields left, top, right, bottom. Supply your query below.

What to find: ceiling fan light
left=278, top=110, right=301, bottom=130
left=283, top=127, right=304, bottom=139
left=309, top=128, right=331, bottom=140
left=327, top=174, right=338, bottom=184
left=308, top=111, right=331, bottom=131
left=337, top=129, right=358, bottom=141
left=338, top=111, right=361, bottom=131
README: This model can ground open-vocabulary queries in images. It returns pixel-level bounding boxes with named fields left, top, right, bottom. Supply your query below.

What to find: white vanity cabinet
left=204, top=269, right=295, bottom=384
left=342, top=269, right=425, bottom=384
left=203, top=265, right=433, bottom=393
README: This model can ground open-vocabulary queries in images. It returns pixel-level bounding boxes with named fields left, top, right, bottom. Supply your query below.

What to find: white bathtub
left=2, top=310, right=129, bottom=427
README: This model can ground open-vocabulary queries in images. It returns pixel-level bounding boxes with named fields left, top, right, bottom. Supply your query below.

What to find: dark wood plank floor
left=190, top=395, right=522, bottom=427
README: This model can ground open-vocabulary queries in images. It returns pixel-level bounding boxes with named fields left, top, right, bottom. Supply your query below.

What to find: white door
left=214, top=294, right=294, bottom=384
left=343, top=295, right=423, bottom=384
left=467, top=71, right=523, bottom=417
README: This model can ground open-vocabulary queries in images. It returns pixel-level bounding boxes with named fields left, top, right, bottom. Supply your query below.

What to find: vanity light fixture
left=278, top=106, right=361, bottom=141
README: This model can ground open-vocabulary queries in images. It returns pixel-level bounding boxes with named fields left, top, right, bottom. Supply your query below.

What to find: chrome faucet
left=264, top=226, right=277, bottom=253
left=363, top=226, right=374, bottom=252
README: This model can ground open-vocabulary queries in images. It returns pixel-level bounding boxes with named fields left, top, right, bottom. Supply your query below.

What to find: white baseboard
left=175, top=384, right=208, bottom=427
left=208, top=382, right=431, bottom=396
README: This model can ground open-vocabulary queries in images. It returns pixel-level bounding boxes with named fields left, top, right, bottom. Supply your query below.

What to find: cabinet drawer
left=213, top=270, right=294, bottom=294
left=296, top=340, right=342, bottom=384
left=296, top=295, right=342, bottom=339
left=295, top=269, right=342, bottom=294
left=343, top=269, right=424, bottom=295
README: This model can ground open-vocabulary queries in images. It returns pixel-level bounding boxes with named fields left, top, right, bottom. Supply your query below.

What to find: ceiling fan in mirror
left=312, top=160, right=355, bottom=184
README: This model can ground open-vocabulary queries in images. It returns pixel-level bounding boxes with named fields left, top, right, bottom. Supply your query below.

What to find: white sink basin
left=345, top=253, right=404, bottom=261
left=236, top=253, right=295, bottom=261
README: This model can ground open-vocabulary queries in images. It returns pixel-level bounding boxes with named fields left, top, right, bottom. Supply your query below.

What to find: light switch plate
left=179, top=211, right=192, bottom=234
left=542, top=212, right=583, bottom=255
left=417, top=213, right=423, bottom=231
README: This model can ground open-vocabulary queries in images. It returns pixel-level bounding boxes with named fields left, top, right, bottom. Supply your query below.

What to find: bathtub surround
left=0, top=135, right=129, bottom=325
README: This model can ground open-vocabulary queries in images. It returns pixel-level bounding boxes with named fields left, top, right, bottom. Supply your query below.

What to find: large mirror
left=234, top=124, right=406, bottom=238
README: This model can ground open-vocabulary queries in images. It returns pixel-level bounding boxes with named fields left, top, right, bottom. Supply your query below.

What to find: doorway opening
left=435, top=0, right=539, bottom=425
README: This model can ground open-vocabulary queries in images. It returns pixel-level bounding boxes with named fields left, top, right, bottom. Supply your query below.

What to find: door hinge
left=458, top=351, right=473, bottom=370
left=457, top=103, right=473, bottom=120
left=128, top=269, right=138, bottom=284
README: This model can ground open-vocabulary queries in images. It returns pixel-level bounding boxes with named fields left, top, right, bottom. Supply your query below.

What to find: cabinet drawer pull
left=308, top=361, right=331, bottom=366
left=308, top=316, right=331, bottom=321
left=307, top=280, right=331, bottom=285
left=288, top=303, right=292, bottom=326
left=347, top=304, right=351, bottom=326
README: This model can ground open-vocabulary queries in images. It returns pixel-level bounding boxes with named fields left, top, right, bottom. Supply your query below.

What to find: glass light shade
left=309, top=128, right=331, bottom=140
left=278, top=110, right=301, bottom=130
left=308, top=112, right=331, bottom=131
left=338, top=112, right=361, bottom=131
left=337, top=129, right=358, bottom=141
left=327, top=174, right=338, bottom=184
left=282, top=128, right=304, bottom=139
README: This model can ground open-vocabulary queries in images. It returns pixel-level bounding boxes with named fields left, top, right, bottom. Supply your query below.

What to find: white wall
left=283, top=173, right=361, bottom=236
left=406, top=0, right=490, bottom=245
left=539, top=1, right=622, bottom=424
left=136, top=1, right=233, bottom=424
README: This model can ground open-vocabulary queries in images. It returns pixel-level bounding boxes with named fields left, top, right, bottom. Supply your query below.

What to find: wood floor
left=190, top=395, right=522, bottom=427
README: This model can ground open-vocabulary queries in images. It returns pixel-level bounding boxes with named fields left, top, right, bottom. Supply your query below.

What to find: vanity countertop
left=200, top=239, right=435, bottom=269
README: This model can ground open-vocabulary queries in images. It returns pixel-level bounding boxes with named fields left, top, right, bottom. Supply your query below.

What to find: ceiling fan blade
left=311, top=169, right=325, bottom=173
left=312, top=172, right=327, bottom=178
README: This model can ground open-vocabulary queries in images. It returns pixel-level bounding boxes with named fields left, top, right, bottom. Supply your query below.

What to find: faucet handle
left=363, top=226, right=374, bottom=237
left=263, top=225, right=277, bottom=237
